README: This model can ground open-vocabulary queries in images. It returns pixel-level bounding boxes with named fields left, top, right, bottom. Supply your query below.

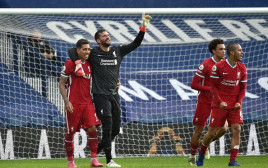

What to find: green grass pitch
left=0, top=156, right=267, bottom=168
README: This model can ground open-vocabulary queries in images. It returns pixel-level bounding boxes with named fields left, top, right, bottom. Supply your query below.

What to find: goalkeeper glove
left=140, top=12, right=152, bottom=32
left=74, top=60, right=85, bottom=76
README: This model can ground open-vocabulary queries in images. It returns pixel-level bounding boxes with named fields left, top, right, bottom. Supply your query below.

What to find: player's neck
left=78, top=57, right=86, bottom=62
left=227, top=57, right=237, bottom=66
left=99, top=45, right=110, bottom=52
left=213, top=55, right=222, bottom=62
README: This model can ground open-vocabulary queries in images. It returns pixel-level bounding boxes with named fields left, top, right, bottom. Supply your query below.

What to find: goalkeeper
left=68, top=13, right=152, bottom=167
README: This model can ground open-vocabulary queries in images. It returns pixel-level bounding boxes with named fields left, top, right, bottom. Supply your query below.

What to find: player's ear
left=212, top=49, right=216, bottom=55
left=96, top=38, right=100, bottom=44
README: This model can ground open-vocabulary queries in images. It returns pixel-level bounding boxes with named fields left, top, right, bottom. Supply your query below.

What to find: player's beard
left=101, top=40, right=111, bottom=48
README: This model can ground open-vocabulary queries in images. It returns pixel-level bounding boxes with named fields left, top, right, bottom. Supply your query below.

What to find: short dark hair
left=94, top=29, right=107, bottom=43
left=227, top=43, right=239, bottom=56
left=208, top=38, right=224, bottom=54
left=76, top=39, right=90, bottom=49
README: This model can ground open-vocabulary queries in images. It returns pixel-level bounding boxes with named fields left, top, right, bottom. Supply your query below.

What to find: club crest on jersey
left=113, top=51, right=117, bottom=57
left=237, top=72, right=241, bottom=78
left=212, top=65, right=217, bottom=71
left=198, top=64, right=204, bottom=71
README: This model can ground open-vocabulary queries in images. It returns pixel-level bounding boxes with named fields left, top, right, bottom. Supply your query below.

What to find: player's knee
left=232, top=125, right=241, bottom=134
left=220, top=126, right=228, bottom=134
left=194, top=131, right=203, bottom=138
left=207, top=130, right=218, bottom=139
left=65, top=133, right=74, bottom=140
left=112, top=129, right=120, bottom=139
left=87, top=126, right=96, bottom=133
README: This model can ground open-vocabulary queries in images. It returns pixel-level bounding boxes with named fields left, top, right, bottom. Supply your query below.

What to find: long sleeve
left=210, top=76, right=222, bottom=105
left=119, top=30, right=145, bottom=56
left=68, top=48, right=78, bottom=62
left=191, top=75, right=210, bottom=92
left=237, top=81, right=247, bottom=104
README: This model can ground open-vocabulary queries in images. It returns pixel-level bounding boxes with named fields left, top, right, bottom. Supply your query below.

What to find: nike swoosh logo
left=223, top=73, right=228, bottom=75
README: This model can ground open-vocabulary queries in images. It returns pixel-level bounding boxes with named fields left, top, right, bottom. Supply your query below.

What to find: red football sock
left=199, top=143, right=208, bottom=156
left=230, top=148, right=239, bottom=162
left=88, top=131, right=98, bottom=158
left=65, top=134, right=74, bottom=161
left=190, top=142, right=198, bottom=155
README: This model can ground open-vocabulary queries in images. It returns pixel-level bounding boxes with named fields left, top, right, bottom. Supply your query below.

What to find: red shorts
left=209, top=107, right=243, bottom=127
left=65, top=103, right=101, bottom=135
left=193, top=102, right=211, bottom=127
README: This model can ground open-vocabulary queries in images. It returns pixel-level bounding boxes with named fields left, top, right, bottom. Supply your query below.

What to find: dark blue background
left=0, top=0, right=267, bottom=8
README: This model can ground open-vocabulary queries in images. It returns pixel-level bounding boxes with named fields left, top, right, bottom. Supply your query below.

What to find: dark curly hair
left=208, top=38, right=224, bottom=54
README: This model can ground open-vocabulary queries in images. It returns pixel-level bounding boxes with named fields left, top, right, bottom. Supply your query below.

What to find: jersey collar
left=226, top=59, right=237, bottom=68
left=211, top=57, right=218, bottom=63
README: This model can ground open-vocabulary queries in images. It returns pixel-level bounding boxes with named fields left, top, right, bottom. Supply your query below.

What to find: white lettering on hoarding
left=46, top=19, right=268, bottom=44
left=184, top=20, right=213, bottom=41
left=0, top=130, right=14, bottom=159
left=209, top=136, right=225, bottom=155
left=169, top=79, right=197, bottom=100
left=38, top=129, right=51, bottom=159
left=219, top=20, right=264, bottom=41
left=258, top=77, right=268, bottom=91
left=46, top=21, right=84, bottom=43
left=247, top=124, right=260, bottom=155
left=74, top=129, right=87, bottom=158
left=118, top=80, right=166, bottom=102
left=246, top=19, right=268, bottom=39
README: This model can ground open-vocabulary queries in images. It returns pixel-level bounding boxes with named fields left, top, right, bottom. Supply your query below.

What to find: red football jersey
left=61, top=59, right=92, bottom=104
left=210, top=59, right=247, bottom=108
left=193, top=57, right=218, bottom=104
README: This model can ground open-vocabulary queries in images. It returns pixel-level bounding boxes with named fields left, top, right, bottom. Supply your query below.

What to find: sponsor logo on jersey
left=221, top=79, right=238, bottom=86
left=100, top=59, right=117, bottom=65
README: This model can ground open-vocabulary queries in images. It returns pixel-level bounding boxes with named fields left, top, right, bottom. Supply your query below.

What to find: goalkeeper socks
left=230, top=148, right=239, bottom=162
left=199, top=143, right=208, bottom=156
left=105, top=147, right=112, bottom=164
left=190, top=142, right=198, bottom=155
left=88, top=131, right=98, bottom=158
left=65, top=134, right=74, bottom=161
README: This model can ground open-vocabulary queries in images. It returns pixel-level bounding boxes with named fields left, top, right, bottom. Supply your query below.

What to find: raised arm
left=120, top=13, right=152, bottom=56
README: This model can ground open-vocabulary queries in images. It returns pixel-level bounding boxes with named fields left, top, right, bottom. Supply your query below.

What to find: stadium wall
left=0, top=122, right=266, bottom=159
